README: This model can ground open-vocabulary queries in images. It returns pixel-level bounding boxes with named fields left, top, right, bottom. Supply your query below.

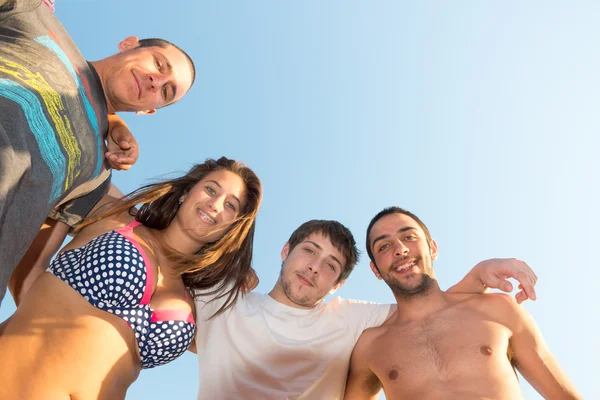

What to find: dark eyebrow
left=206, top=180, right=241, bottom=208
left=304, top=240, right=342, bottom=268
left=371, top=226, right=418, bottom=250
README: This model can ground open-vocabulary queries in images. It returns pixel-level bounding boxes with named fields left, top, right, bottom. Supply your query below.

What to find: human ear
left=370, top=261, right=383, bottom=280
left=281, top=242, right=290, bottom=261
left=429, top=239, right=439, bottom=260
left=135, top=109, right=157, bottom=115
left=118, top=36, right=140, bottom=52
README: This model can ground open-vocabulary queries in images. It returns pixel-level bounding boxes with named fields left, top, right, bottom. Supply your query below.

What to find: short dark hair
left=365, top=207, right=433, bottom=264
left=287, top=220, right=359, bottom=283
left=138, top=38, right=196, bottom=88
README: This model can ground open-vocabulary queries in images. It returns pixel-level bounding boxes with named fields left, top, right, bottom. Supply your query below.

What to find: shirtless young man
left=193, top=219, right=539, bottom=399
left=344, top=207, right=580, bottom=400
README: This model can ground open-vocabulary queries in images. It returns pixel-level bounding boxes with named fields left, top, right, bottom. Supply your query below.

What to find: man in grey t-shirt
left=0, top=0, right=196, bottom=305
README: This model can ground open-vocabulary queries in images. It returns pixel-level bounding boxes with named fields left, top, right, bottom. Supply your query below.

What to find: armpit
left=362, top=371, right=383, bottom=396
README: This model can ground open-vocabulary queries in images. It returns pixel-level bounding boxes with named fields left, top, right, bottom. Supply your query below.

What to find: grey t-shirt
left=0, top=0, right=111, bottom=305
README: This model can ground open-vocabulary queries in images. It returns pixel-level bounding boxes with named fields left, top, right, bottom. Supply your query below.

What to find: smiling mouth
left=197, top=209, right=216, bottom=224
left=297, top=273, right=314, bottom=287
left=393, top=260, right=416, bottom=274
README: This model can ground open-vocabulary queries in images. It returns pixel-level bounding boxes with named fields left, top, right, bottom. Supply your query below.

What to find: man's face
left=369, top=213, right=438, bottom=299
left=278, top=233, right=345, bottom=308
left=102, top=37, right=193, bottom=113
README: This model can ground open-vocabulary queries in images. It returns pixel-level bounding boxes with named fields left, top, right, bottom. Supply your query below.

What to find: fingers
left=514, top=269, right=537, bottom=301
left=105, top=152, right=134, bottom=171
left=515, top=290, right=527, bottom=304
left=483, top=274, right=513, bottom=293
left=498, top=259, right=537, bottom=301
left=117, top=140, right=132, bottom=151
left=478, top=258, right=538, bottom=302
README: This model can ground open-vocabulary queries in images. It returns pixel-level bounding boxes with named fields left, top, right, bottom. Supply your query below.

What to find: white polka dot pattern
left=47, top=229, right=195, bottom=369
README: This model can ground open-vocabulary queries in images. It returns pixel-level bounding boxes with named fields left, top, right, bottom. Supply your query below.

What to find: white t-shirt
left=194, top=292, right=391, bottom=400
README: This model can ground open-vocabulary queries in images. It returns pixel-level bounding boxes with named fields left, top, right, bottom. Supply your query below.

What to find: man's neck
left=394, top=282, right=449, bottom=322
left=89, top=60, right=117, bottom=114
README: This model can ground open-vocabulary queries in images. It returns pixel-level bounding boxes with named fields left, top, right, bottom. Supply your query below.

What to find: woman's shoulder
left=60, top=213, right=135, bottom=253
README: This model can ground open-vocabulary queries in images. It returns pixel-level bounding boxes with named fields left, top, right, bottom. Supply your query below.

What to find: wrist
left=470, top=263, right=488, bottom=291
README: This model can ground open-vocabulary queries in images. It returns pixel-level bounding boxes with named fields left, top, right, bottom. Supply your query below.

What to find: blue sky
left=1, top=1, right=597, bottom=398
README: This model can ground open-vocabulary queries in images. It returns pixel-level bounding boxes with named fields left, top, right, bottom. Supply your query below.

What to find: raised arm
left=507, top=298, right=581, bottom=399
left=448, top=258, right=538, bottom=303
left=344, top=334, right=382, bottom=400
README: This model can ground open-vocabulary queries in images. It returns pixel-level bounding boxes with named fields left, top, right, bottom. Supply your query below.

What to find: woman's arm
left=8, top=218, right=69, bottom=305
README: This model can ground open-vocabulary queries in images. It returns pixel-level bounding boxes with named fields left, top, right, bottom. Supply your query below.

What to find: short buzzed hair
left=287, top=220, right=359, bottom=283
left=365, top=207, right=433, bottom=264
left=138, top=38, right=196, bottom=87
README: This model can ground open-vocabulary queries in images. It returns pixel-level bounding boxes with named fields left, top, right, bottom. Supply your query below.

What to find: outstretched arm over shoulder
left=448, top=258, right=538, bottom=304
left=344, top=333, right=383, bottom=400
left=502, top=296, right=581, bottom=399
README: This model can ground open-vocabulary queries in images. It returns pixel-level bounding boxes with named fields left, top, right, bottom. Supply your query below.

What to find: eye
left=378, top=243, right=390, bottom=252
left=225, top=201, right=237, bottom=211
left=206, top=186, right=216, bottom=196
left=404, top=235, right=417, bottom=241
left=327, top=262, right=336, bottom=272
left=304, top=247, right=315, bottom=255
left=162, top=86, right=168, bottom=99
left=155, top=57, right=162, bottom=70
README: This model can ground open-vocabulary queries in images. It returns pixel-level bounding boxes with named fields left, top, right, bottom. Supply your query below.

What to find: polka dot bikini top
left=47, top=221, right=195, bottom=369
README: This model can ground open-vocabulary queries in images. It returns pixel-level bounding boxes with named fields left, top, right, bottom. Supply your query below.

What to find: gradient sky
left=1, top=1, right=597, bottom=398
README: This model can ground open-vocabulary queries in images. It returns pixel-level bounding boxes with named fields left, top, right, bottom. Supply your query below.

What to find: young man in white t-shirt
left=194, top=220, right=537, bottom=400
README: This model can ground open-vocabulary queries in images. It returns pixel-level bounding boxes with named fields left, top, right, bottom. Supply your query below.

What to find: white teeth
left=198, top=209, right=216, bottom=224
left=395, top=261, right=415, bottom=272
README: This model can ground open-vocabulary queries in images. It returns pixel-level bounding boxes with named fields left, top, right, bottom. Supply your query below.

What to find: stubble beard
left=383, top=257, right=435, bottom=301
left=104, top=68, right=136, bottom=113
left=386, top=273, right=434, bottom=301
left=279, top=265, right=315, bottom=308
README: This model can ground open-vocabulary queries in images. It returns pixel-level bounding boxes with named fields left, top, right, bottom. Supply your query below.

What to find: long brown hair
left=81, top=157, right=262, bottom=316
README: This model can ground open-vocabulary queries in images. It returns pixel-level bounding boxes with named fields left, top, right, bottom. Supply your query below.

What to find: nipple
left=388, top=369, right=399, bottom=380
left=480, top=345, right=493, bottom=356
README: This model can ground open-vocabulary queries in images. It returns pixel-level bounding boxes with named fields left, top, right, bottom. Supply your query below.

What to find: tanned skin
left=344, top=212, right=580, bottom=400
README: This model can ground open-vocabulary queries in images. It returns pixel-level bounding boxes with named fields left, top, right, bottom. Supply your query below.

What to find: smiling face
left=176, top=170, right=247, bottom=247
left=275, top=233, right=346, bottom=309
left=101, top=37, right=194, bottom=113
left=368, top=212, right=438, bottom=300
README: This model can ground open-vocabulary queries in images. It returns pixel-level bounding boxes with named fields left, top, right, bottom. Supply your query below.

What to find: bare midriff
left=0, top=273, right=141, bottom=400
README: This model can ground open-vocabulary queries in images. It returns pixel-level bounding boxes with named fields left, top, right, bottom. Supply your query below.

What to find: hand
left=243, top=267, right=259, bottom=293
left=105, top=122, right=139, bottom=171
left=476, top=258, right=538, bottom=304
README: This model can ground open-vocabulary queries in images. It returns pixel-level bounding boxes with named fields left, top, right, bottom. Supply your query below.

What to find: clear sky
left=1, top=1, right=597, bottom=398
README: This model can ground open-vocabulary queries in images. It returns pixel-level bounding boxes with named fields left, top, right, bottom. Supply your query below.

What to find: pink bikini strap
left=114, top=220, right=154, bottom=305
left=115, top=220, right=142, bottom=234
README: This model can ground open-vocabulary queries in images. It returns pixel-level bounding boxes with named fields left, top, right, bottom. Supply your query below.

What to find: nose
left=307, top=263, right=319, bottom=276
left=206, top=196, right=224, bottom=214
left=147, top=73, right=168, bottom=92
left=393, top=240, right=409, bottom=257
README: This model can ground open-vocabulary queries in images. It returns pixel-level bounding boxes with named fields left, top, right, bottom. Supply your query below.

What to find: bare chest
left=369, top=308, right=513, bottom=391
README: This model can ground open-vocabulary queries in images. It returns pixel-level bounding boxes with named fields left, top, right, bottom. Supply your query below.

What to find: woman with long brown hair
left=0, top=156, right=262, bottom=400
